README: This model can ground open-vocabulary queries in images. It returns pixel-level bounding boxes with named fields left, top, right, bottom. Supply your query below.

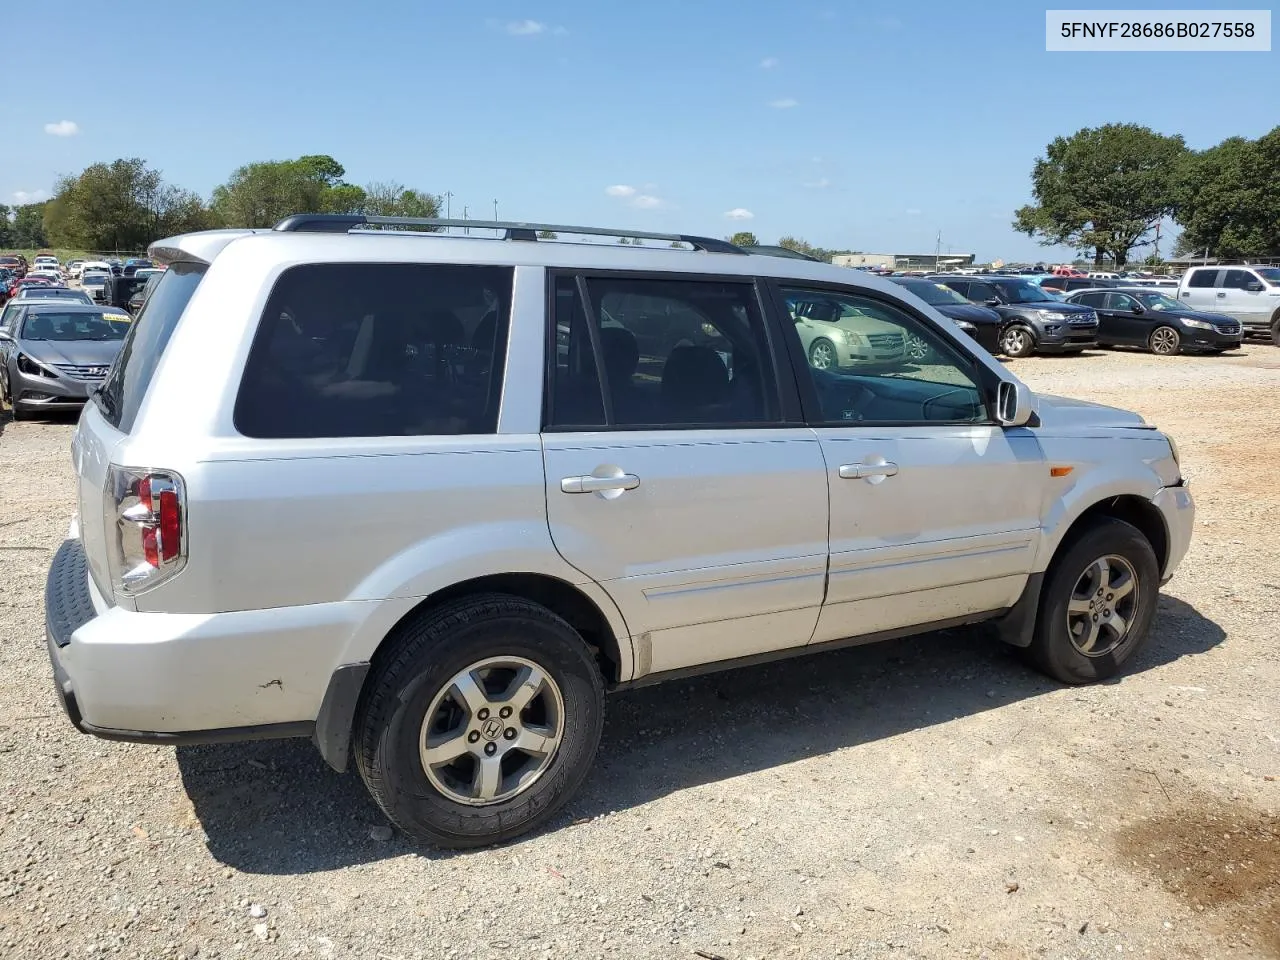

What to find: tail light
left=104, top=466, right=187, bottom=595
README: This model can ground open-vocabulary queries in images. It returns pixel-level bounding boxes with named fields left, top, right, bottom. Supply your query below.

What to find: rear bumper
left=1152, top=480, right=1195, bottom=582
left=44, top=537, right=357, bottom=741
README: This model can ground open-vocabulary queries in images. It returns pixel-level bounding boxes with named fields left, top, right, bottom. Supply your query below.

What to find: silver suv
left=44, top=216, right=1195, bottom=847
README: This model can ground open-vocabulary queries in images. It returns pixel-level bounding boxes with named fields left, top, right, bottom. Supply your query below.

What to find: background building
left=831, top=252, right=976, bottom=270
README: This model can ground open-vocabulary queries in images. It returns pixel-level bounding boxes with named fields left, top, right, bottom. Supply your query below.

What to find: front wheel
left=1270, top=315, right=1280, bottom=348
left=1022, top=518, right=1159, bottom=684
left=1000, top=324, right=1035, bottom=358
left=808, top=338, right=837, bottom=371
left=354, top=594, right=605, bottom=847
left=1149, top=326, right=1181, bottom=356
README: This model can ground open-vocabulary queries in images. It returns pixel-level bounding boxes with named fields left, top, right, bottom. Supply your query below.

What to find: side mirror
left=985, top=297, right=1001, bottom=307
left=1130, top=302, right=1145, bottom=314
left=1246, top=281, right=1265, bottom=292
left=0, top=330, right=12, bottom=341
left=996, top=380, right=1036, bottom=427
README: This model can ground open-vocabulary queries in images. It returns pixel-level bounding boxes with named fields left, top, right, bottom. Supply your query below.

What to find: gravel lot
left=2, top=346, right=1279, bottom=960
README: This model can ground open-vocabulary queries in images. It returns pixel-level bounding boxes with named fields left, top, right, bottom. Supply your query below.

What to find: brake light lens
left=105, top=467, right=187, bottom=596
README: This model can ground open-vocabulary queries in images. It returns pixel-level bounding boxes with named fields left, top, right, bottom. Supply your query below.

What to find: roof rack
left=272, top=214, right=746, bottom=254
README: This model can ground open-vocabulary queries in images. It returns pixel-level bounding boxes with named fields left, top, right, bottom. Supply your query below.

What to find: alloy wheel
left=1002, top=328, right=1029, bottom=356
left=809, top=341, right=835, bottom=371
left=1150, top=327, right=1179, bottom=355
left=419, top=656, right=565, bottom=806
left=1065, top=555, right=1139, bottom=657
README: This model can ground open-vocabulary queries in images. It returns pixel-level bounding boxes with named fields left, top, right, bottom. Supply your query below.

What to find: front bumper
left=44, top=537, right=355, bottom=742
left=1038, top=324, right=1099, bottom=352
left=1181, top=327, right=1242, bottom=350
left=1152, top=480, right=1195, bottom=582
left=13, top=368, right=100, bottom=408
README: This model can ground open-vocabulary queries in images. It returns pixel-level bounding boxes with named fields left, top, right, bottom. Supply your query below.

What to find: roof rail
left=271, top=214, right=746, bottom=254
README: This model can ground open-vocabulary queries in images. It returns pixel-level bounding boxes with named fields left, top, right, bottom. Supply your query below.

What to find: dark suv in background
left=888, top=276, right=1002, bottom=355
left=933, top=275, right=1099, bottom=357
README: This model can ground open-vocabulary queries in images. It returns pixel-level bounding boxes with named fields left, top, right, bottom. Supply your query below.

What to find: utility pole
left=1153, top=221, right=1161, bottom=264
left=463, top=205, right=469, bottom=235
left=493, top=199, right=499, bottom=222
left=443, top=191, right=453, bottom=219
left=935, top=231, right=941, bottom=273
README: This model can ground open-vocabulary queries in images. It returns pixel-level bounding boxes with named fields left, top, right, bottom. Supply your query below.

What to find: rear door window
left=234, top=263, right=511, bottom=438
left=95, top=261, right=206, bottom=432
left=1187, top=269, right=1219, bottom=288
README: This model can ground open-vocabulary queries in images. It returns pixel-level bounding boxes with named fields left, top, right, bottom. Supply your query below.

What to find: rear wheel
left=1022, top=518, right=1159, bottom=684
left=1149, top=326, right=1181, bottom=355
left=1271, top=314, right=1280, bottom=347
left=354, top=594, right=605, bottom=848
left=1000, top=324, right=1035, bottom=358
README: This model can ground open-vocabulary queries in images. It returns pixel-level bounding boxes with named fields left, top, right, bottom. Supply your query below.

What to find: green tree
left=777, top=236, right=835, bottom=262
left=43, top=158, right=209, bottom=251
left=1013, top=123, right=1186, bottom=267
left=360, top=181, right=442, bottom=220
left=0, top=204, right=11, bottom=247
left=11, top=203, right=49, bottom=248
left=728, top=231, right=758, bottom=247
left=1174, top=127, right=1280, bottom=259
left=211, top=154, right=365, bottom=227
left=537, top=229, right=558, bottom=239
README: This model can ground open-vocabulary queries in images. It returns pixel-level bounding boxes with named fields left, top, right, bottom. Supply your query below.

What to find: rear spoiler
left=148, top=229, right=265, bottom=266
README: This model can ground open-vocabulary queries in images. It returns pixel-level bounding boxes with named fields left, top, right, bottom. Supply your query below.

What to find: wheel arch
left=314, top=573, right=629, bottom=773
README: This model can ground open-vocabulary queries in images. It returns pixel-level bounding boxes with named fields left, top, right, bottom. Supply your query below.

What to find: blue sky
left=5, top=0, right=1276, bottom=261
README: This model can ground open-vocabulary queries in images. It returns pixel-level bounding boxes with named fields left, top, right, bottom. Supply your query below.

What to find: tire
left=1149, top=326, right=1181, bottom=356
left=1022, top=518, right=1160, bottom=685
left=1000, top=324, right=1035, bottom=358
left=808, top=338, right=837, bottom=371
left=1271, top=315, right=1280, bottom=348
left=354, top=594, right=605, bottom=848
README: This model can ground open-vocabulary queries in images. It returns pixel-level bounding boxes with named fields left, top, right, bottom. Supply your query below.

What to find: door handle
left=1217, top=292, right=1227, bottom=298
left=560, top=474, right=640, bottom=494
left=838, top=462, right=899, bottom=480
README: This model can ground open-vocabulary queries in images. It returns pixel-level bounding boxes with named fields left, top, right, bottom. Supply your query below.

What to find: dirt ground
left=1, top=345, right=1279, bottom=960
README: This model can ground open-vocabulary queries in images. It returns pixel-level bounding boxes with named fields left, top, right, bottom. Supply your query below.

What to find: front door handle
left=839, top=462, right=899, bottom=480
left=1217, top=291, right=1227, bottom=298
left=561, top=474, right=640, bottom=494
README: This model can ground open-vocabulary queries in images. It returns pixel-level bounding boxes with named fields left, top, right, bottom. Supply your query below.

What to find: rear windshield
left=95, top=261, right=206, bottom=432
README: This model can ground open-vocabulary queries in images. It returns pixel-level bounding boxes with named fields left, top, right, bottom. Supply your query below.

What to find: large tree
left=43, top=158, right=209, bottom=251
left=360, top=181, right=441, bottom=220
left=0, top=204, right=11, bottom=247
left=1013, top=123, right=1186, bottom=266
left=728, top=230, right=758, bottom=247
left=211, top=154, right=372, bottom=227
left=11, top=203, right=49, bottom=248
left=1174, top=127, right=1280, bottom=259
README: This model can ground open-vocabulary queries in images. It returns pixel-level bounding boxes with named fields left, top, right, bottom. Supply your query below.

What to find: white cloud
left=768, top=98, right=798, bottom=109
left=44, top=120, right=79, bottom=137
left=506, top=19, right=545, bottom=35
left=631, top=195, right=662, bottom=209
left=906, top=207, right=922, bottom=216
left=760, top=56, right=779, bottom=68
left=724, top=208, right=755, bottom=221
left=804, top=177, right=831, bottom=189
left=605, top=184, right=636, bottom=198
left=12, top=189, right=47, bottom=203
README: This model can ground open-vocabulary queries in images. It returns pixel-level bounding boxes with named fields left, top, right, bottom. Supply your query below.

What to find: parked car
left=0, top=255, right=27, bottom=279
left=933, top=275, right=1099, bottom=357
left=1039, top=276, right=1122, bottom=295
left=32, top=255, right=60, bottom=270
left=13, top=285, right=95, bottom=304
left=29, top=267, right=65, bottom=283
left=43, top=214, right=1193, bottom=848
left=80, top=269, right=111, bottom=302
left=785, top=290, right=909, bottom=370
left=0, top=302, right=129, bottom=419
left=66, top=259, right=86, bottom=279
left=0, top=269, right=13, bottom=304
left=8, top=276, right=53, bottom=298
left=1176, top=265, right=1280, bottom=344
left=1065, top=287, right=1244, bottom=355
left=121, top=258, right=156, bottom=277
left=888, top=276, right=1002, bottom=355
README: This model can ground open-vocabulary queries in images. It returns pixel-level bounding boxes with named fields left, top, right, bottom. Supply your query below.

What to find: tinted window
left=1074, top=292, right=1106, bottom=308
left=783, top=286, right=986, bottom=425
left=1222, top=269, right=1259, bottom=290
left=235, top=263, right=510, bottom=439
left=0, top=304, right=23, bottom=333
left=546, top=275, right=776, bottom=429
left=967, top=282, right=997, bottom=302
left=1105, top=293, right=1139, bottom=311
left=96, top=262, right=207, bottom=432
left=1187, top=269, right=1219, bottom=288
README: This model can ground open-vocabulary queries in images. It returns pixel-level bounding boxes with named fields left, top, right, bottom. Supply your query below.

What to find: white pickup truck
left=1177, top=264, right=1280, bottom=344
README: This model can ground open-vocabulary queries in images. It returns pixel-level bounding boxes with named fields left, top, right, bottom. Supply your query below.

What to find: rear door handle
left=838, top=462, right=899, bottom=480
left=561, top=474, right=640, bottom=494
left=1217, top=292, right=1227, bottom=298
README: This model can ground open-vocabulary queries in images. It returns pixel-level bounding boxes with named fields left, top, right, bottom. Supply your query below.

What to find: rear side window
left=235, top=263, right=511, bottom=439
left=96, top=261, right=206, bottom=432
left=1187, top=269, right=1219, bottom=288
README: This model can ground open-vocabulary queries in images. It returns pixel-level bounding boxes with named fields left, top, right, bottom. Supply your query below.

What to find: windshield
left=899, top=280, right=972, bottom=306
left=1136, top=293, right=1183, bottom=311
left=1255, top=268, right=1280, bottom=285
left=990, top=279, right=1058, bottom=303
left=18, top=311, right=128, bottom=341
